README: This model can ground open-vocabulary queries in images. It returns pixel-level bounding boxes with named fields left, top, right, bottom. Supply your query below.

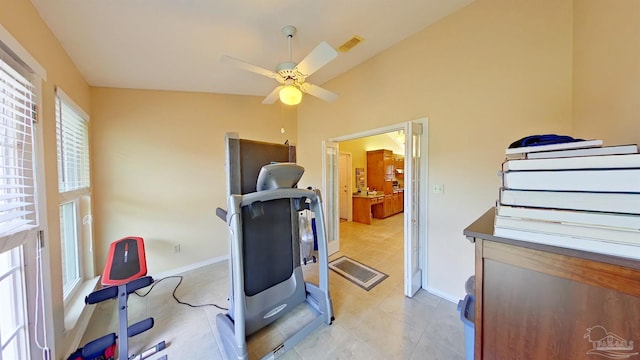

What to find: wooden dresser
left=464, top=209, right=640, bottom=360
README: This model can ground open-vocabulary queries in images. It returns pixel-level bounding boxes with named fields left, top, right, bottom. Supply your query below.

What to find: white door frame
left=405, top=120, right=424, bottom=296
left=322, top=140, right=340, bottom=255
left=338, top=152, right=353, bottom=222
left=325, top=118, right=429, bottom=296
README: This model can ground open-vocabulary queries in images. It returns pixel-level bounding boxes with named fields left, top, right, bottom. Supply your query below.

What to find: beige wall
left=2, top=0, right=91, bottom=357
left=4, top=0, right=640, bottom=358
left=90, top=88, right=296, bottom=274
left=572, top=0, right=640, bottom=145
left=297, top=0, right=573, bottom=301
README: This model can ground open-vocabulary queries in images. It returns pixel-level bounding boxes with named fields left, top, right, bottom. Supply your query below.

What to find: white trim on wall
left=0, top=24, right=46, bottom=80
left=330, top=123, right=410, bottom=142
left=56, top=87, right=90, bottom=120
left=426, top=286, right=457, bottom=304
left=152, top=255, right=229, bottom=279
left=327, top=117, right=430, bottom=297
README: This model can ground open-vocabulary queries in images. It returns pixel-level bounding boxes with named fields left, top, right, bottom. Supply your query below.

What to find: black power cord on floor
left=133, top=275, right=228, bottom=311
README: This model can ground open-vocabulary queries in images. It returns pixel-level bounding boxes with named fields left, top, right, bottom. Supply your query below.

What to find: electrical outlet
left=432, top=184, right=444, bottom=194
left=174, top=244, right=181, bottom=253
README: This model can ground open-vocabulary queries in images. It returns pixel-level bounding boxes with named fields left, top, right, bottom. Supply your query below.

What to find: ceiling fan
left=221, top=25, right=338, bottom=106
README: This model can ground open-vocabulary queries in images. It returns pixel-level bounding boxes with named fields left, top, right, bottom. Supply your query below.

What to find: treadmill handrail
left=237, top=188, right=318, bottom=207
left=216, top=207, right=227, bottom=221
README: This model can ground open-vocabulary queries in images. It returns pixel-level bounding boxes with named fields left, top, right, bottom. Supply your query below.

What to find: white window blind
left=56, top=93, right=89, bottom=193
left=0, top=59, right=36, bottom=245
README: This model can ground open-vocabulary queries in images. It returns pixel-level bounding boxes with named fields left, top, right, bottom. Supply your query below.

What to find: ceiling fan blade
left=300, top=83, right=338, bottom=103
left=262, top=86, right=284, bottom=104
left=221, top=55, right=277, bottom=79
left=295, top=42, right=338, bottom=77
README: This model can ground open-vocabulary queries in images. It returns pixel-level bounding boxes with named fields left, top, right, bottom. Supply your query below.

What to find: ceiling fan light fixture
left=222, top=25, right=338, bottom=105
left=279, top=85, right=302, bottom=105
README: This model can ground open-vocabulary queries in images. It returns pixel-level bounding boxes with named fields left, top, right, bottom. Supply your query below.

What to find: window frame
left=59, top=200, right=81, bottom=300
left=55, top=88, right=91, bottom=305
left=0, top=22, right=51, bottom=359
left=56, top=89, right=90, bottom=194
left=0, top=246, right=29, bottom=360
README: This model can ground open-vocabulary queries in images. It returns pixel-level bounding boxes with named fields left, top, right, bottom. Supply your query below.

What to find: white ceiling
left=30, top=0, right=473, bottom=98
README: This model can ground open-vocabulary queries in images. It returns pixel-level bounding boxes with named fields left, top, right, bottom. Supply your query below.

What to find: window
left=0, top=47, right=38, bottom=360
left=55, top=90, right=90, bottom=299
left=56, top=92, right=90, bottom=193
left=0, top=247, right=29, bottom=360
left=60, top=201, right=79, bottom=295
left=0, top=60, right=37, bottom=241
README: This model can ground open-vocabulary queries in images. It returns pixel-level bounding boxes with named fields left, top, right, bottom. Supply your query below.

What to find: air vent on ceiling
left=338, top=35, right=364, bottom=53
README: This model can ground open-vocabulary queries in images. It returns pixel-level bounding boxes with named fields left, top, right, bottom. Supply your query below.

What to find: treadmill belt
left=241, top=198, right=294, bottom=296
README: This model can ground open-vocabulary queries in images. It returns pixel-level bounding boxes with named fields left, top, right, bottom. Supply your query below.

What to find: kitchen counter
left=352, top=195, right=384, bottom=224
left=352, top=193, right=384, bottom=199
left=352, top=189, right=404, bottom=224
left=352, top=188, right=403, bottom=198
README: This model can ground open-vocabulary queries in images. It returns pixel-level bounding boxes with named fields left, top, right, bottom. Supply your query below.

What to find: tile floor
left=80, top=214, right=466, bottom=359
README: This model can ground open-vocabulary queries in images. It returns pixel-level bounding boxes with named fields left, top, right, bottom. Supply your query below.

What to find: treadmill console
left=256, top=163, right=304, bottom=191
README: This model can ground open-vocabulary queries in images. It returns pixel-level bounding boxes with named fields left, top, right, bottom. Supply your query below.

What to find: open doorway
left=323, top=119, right=428, bottom=297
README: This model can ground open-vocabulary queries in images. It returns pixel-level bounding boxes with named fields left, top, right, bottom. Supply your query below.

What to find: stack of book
left=494, top=140, right=640, bottom=259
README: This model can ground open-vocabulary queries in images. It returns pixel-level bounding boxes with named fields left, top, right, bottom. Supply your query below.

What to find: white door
left=322, top=141, right=340, bottom=255
left=338, top=153, right=349, bottom=220
left=404, top=121, right=424, bottom=297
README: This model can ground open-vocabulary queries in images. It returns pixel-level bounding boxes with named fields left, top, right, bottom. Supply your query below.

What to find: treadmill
left=215, top=133, right=333, bottom=359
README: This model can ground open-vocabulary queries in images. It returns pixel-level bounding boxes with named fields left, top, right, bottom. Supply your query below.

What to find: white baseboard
left=425, top=286, right=459, bottom=304
left=151, top=255, right=228, bottom=279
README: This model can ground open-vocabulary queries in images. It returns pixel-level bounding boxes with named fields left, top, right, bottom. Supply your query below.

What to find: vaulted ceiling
left=31, top=0, right=473, bottom=99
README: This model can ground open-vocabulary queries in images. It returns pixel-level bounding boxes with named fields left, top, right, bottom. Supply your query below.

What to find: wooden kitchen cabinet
left=383, top=195, right=393, bottom=217
left=366, top=149, right=394, bottom=194
left=393, top=154, right=404, bottom=178
left=371, top=195, right=389, bottom=219
left=464, top=209, right=640, bottom=360
left=373, top=193, right=402, bottom=219
left=354, top=195, right=384, bottom=224
left=367, top=150, right=404, bottom=219
left=392, top=190, right=403, bottom=213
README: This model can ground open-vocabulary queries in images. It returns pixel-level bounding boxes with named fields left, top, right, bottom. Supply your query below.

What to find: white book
left=526, top=144, right=638, bottom=159
left=494, top=216, right=640, bottom=245
left=492, top=227, right=640, bottom=260
left=503, top=154, right=640, bottom=171
left=499, top=189, right=640, bottom=214
left=505, top=139, right=603, bottom=156
left=502, top=169, right=640, bottom=192
left=496, top=205, right=640, bottom=231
